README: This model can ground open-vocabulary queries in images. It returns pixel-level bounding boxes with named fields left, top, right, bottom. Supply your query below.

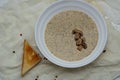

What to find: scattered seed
left=55, top=75, right=58, bottom=78
left=43, top=57, right=48, bottom=60
left=20, top=33, right=22, bottom=36
left=13, top=51, right=15, bottom=53
left=103, top=50, right=106, bottom=53
left=35, top=78, right=37, bottom=80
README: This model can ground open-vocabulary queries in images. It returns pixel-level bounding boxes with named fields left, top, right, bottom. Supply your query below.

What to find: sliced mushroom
left=76, top=39, right=82, bottom=46
left=74, top=33, right=80, bottom=41
left=77, top=45, right=83, bottom=51
left=82, top=42, right=87, bottom=49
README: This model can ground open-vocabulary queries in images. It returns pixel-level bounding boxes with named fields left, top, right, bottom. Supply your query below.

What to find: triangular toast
left=21, top=40, right=42, bottom=76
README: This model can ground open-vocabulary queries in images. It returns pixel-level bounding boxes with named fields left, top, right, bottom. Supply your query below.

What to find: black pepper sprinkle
left=103, top=50, right=106, bottom=53
left=43, top=57, right=48, bottom=60
left=13, top=51, right=15, bottom=53
left=35, top=79, right=37, bottom=80
left=55, top=75, right=58, bottom=78
left=20, top=33, right=22, bottom=36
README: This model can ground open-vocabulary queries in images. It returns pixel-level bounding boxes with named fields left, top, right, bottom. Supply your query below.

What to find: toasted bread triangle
left=21, top=40, right=42, bottom=76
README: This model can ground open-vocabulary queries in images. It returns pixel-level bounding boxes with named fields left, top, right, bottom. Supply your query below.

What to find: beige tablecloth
left=0, top=0, right=120, bottom=80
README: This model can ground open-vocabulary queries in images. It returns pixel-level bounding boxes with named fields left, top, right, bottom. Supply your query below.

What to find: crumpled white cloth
left=0, top=0, right=120, bottom=80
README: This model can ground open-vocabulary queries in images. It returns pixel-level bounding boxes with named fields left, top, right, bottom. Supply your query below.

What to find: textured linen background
left=0, top=0, right=120, bottom=80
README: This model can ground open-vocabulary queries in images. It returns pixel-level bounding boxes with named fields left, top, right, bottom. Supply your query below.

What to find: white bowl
left=35, top=0, right=107, bottom=68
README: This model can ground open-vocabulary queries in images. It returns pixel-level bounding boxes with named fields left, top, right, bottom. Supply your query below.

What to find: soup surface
left=45, top=10, right=98, bottom=61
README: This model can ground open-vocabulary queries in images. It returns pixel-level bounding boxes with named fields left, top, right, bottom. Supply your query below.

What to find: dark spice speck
left=13, top=51, right=15, bottom=53
left=55, top=75, right=58, bottom=78
left=20, top=34, right=22, bottom=36
left=43, top=57, right=48, bottom=60
left=103, top=50, right=106, bottom=53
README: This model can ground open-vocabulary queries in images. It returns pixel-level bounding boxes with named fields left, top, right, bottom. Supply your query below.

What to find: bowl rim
left=35, top=0, right=108, bottom=68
